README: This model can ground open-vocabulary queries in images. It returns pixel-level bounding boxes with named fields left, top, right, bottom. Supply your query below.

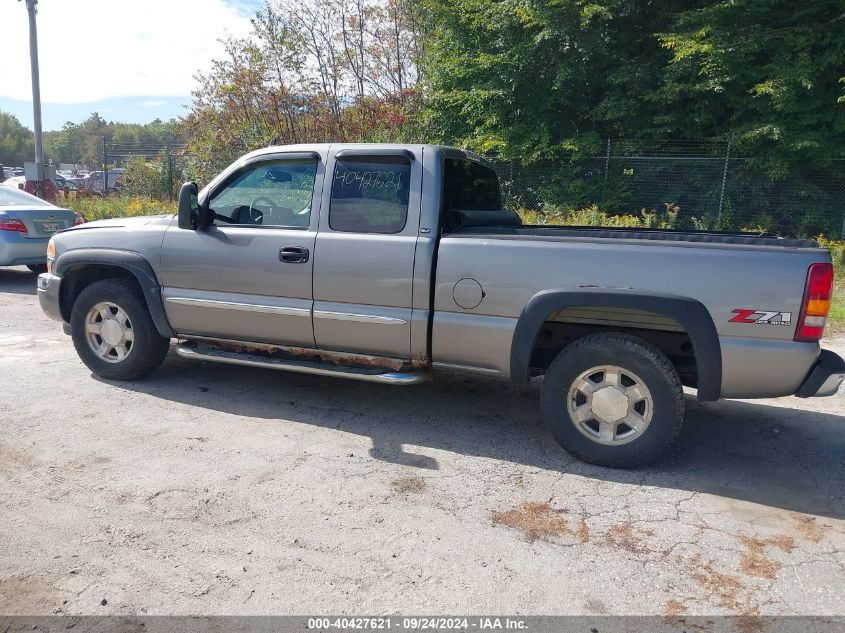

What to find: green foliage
left=0, top=112, right=35, bottom=166
left=420, top=0, right=845, bottom=168
left=418, top=0, right=687, bottom=157
left=121, top=155, right=179, bottom=200
left=42, top=114, right=181, bottom=168
left=657, top=1, right=845, bottom=176
left=817, top=237, right=845, bottom=333
left=418, top=0, right=845, bottom=237
left=64, top=195, right=176, bottom=222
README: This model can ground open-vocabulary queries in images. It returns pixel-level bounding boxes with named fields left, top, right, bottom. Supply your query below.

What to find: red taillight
left=0, top=218, right=28, bottom=233
left=73, top=215, right=84, bottom=226
left=794, top=263, right=834, bottom=342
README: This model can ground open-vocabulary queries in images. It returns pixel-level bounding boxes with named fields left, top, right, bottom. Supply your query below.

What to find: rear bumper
left=37, top=272, right=64, bottom=323
left=0, top=233, right=49, bottom=266
left=795, top=349, right=845, bottom=398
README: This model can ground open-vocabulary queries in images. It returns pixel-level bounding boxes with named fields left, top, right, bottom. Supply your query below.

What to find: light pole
left=24, top=0, right=44, bottom=197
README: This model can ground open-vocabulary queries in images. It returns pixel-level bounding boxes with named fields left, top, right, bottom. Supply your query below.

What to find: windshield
left=0, top=186, right=52, bottom=207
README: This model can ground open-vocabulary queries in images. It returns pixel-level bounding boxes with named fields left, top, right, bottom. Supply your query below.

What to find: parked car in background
left=1, top=175, right=26, bottom=189
left=54, top=175, right=84, bottom=192
left=0, top=186, right=82, bottom=273
left=80, top=169, right=124, bottom=194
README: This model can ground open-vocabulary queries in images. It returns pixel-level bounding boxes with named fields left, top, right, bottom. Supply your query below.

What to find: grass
left=818, top=238, right=844, bottom=336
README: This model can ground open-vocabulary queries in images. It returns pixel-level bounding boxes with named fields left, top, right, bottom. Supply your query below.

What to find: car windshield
left=0, top=187, right=51, bottom=206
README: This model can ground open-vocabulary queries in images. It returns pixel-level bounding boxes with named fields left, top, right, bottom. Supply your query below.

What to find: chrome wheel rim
left=567, top=365, right=653, bottom=446
left=84, top=301, right=134, bottom=363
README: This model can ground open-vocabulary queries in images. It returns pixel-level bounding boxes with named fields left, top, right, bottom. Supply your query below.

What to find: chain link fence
left=489, top=140, right=845, bottom=238
left=102, top=142, right=198, bottom=201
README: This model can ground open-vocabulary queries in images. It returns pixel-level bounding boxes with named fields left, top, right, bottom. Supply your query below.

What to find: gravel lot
left=1, top=265, right=843, bottom=618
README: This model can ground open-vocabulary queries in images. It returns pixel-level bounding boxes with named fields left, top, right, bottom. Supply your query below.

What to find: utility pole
left=24, top=0, right=45, bottom=197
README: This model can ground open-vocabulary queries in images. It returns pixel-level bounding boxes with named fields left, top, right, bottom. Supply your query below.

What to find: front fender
left=53, top=248, right=174, bottom=338
left=510, top=288, right=722, bottom=401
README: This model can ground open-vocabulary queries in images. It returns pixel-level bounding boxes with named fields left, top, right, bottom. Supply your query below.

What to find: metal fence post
left=604, top=138, right=611, bottom=180
left=717, top=138, right=731, bottom=220
left=102, top=136, right=108, bottom=197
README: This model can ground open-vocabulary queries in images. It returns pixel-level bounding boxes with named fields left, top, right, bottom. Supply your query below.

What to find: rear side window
left=329, top=157, right=410, bottom=234
left=444, top=158, right=502, bottom=211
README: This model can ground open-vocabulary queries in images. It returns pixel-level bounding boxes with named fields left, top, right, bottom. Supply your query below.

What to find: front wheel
left=70, top=278, right=170, bottom=380
left=541, top=332, right=684, bottom=468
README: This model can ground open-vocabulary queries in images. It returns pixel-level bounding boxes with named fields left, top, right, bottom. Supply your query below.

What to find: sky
left=0, top=0, right=261, bottom=131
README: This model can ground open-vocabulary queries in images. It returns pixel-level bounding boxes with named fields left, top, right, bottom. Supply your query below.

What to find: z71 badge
left=729, top=309, right=792, bottom=326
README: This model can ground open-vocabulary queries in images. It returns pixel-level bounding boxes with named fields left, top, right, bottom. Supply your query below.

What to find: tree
left=418, top=0, right=694, bottom=158
left=0, top=112, right=35, bottom=166
left=657, top=0, right=845, bottom=175
left=418, top=0, right=845, bottom=170
left=183, top=0, right=424, bottom=181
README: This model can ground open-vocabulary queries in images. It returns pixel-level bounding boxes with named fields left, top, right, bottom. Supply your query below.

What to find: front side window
left=208, top=158, right=318, bottom=228
left=329, top=157, right=410, bottom=234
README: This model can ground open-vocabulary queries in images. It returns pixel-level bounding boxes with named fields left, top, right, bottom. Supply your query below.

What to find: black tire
left=27, top=264, right=47, bottom=274
left=70, top=278, right=170, bottom=380
left=540, top=332, right=684, bottom=468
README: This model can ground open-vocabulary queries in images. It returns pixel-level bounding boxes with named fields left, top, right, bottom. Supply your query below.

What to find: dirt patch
left=575, top=519, right=590, bottom=544
left=603, top=521, right=653, bottom=555
left=492, top=502, right=570, bottom=542
left=392, top=476, right=426, bottom=494
left=663, top=599, right=686, bottom=617
left=792, top=514, right=824, bottom=543
left=738, top=534, right=795, bottom=579
left=686, top=554, right=745, bottom=612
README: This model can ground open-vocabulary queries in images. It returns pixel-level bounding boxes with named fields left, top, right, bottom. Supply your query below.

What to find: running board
left=175, top=343, right=431, bottom=385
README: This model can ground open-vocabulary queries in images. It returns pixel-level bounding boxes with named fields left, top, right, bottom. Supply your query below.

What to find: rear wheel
left=540, top=332, right=684, bottom=468
left=27, top=264, right=47, bottom=274
left=70, top=278, right=170, bottom=380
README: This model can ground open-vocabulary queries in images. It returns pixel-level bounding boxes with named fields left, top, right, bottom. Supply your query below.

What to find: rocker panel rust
left=181, top=336, right=430, bottom=373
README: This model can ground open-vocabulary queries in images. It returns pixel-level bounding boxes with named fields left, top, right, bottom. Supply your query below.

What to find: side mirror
left=178, top=182, right=199, bottom=230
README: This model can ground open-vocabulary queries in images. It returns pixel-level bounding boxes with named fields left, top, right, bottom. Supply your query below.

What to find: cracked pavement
left=0, top=266, right=843, bottom=617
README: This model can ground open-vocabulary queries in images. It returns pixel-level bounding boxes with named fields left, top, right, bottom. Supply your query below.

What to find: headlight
left=46, top=238, right=55, bottom=273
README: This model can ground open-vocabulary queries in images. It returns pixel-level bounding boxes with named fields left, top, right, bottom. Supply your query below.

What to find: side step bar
left=175, top=343, right=431, bottom=385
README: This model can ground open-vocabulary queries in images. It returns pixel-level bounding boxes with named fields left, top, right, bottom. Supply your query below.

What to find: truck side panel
left=432, top=235, right=829, bottom=397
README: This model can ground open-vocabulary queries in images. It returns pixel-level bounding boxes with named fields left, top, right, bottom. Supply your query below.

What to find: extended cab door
left=159, top=151, right=324, bottom=347
left=312, top=148, right=422, bottom=359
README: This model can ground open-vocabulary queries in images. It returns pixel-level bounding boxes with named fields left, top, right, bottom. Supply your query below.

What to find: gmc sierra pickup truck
left=37, top=144, right=844, bottom=467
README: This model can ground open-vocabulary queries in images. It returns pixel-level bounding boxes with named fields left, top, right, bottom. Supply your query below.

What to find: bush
left=62, top=194, right=176, bottom=222
left=121, top=155, right=180, bottom=200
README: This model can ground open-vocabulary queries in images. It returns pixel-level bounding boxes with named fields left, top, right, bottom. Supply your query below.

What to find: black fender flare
left=53, top=248, right=174, bottom=338
left=510, top=288, right=722, bottom=401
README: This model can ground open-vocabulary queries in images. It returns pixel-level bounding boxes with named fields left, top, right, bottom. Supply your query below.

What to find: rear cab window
left=329, top=157, right=411, bottom=234
left=444, top=158, right=503, bottom=212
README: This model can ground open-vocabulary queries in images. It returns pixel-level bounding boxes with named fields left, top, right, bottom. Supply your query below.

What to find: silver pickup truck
left=37, top=143, right=844, bottom=467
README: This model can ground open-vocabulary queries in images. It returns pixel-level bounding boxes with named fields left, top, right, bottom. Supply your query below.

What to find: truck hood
left=67, top=214, right=175, bottom=231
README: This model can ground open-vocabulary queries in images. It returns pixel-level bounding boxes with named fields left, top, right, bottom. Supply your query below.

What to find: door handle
left=279, top=246, right=310, bottom=263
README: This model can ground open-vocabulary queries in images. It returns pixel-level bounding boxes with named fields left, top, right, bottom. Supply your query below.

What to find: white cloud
left=139, top=100, right=168, bottom=107
left=0, top=0, right=254, bottom=103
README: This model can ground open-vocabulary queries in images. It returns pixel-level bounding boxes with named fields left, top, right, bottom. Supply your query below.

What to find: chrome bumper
left=37, top=272, right=64, bottom=323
